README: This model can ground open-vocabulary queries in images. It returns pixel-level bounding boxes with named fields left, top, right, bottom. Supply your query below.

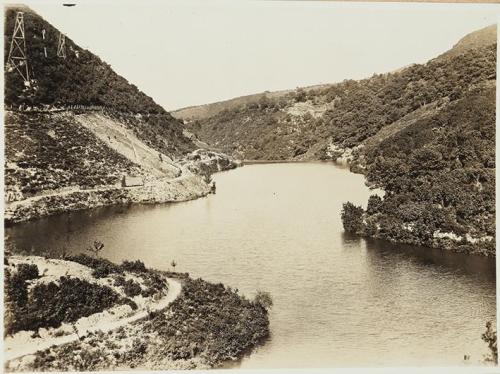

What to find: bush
left=17, top=263, right=40, bottom=280
left=144, top=277, right=270, bottom=364
left=92, top=264, right=111, bottom=278
left=120, top=297, right=138, bottom=311
left=140, top=272, right=168, bottom=298
left=6, top=276, right=122, bottom=335
left=366, top=195, right=383, bottom=215
left=120, top=260, right=147, bottom=273
left=5, top=263, right=40, bottom=308
left=123, top=279, right=142, bottom=298
left=66, top=254, right=122, bottom=276
left=114, top=275, right=126, bottom=287
left=341, top=202, right=365, bottom=234
left=254, top=291, right=273, bottom=310
left=5, top=270, right=29, bottom=307
left=482, top=321, right=497, bottom=364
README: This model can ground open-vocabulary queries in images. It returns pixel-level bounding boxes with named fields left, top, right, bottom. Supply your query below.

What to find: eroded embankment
left=5, top=109, right=239, bottom=224
left=5, top=172, right=212, bottom=224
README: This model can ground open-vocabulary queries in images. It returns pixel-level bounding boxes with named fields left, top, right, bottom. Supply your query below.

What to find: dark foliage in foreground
left=121, top=260, right=147, bottom=273
left=66, top=253, right=123, bottom=278
left=4, top=254, right=170, bottom=335
left=5, top=265, right=38, bottom=308
left=122, top=279, right=142, bottom=298
left=25, top=277, right=270, bottom=371
left=482, top=321, right=498, bottom=364
left=66, top=254, right=150, bottom=275
left=143, top=278, right=270, bottom=365
left=67, top=253, right=168, bottom=297
left=5, top=275, right=122, bottom=335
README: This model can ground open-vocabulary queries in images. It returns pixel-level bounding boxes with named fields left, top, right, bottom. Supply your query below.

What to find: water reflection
left=4, top=162, right=496, bottom=368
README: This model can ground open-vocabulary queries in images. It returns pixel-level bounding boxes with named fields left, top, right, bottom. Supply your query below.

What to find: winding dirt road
left=4, top=278, right=182, bottom=362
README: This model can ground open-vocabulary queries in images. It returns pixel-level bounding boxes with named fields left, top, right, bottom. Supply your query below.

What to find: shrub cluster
left=140, top=272, right=168, bottom=298
left=69, top=254, right=168, bottom=297
left=342, top=85, right=496, bottom=256
left=5, top=275, right=123, bottom=335
left=121, top=260, right=147, bottom=273
left=66, top=254, right=123, bottom=278
left=5, top=263, right=38, bottom=308
left=143, top=278, right=270, bottom=365
left=5, top=112, right=141, bottom=197
left=122, top=279, right=142, bottom=298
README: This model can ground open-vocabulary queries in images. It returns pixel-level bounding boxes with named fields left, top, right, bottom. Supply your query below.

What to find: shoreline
left=4, top=255, right=271, bottom=372
left=5, top=150, right=239, bottom=225
left=5, top=173, right=212, bottom=225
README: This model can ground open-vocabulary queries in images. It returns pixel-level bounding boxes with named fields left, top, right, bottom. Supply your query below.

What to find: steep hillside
left=185, top=33, right=495, bottom=161
left=4, top=7, right=235, bottom=222
left=185, top=25, right=496, bottom=255
left=348, top=82, right=495, bottom=256
left=437, top=24, right=496, bottom=60
left=4, top=6, right=194, bottom=157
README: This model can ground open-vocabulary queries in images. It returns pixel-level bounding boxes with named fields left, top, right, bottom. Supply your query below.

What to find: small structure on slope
left=121, top=175, right=143, bottom=187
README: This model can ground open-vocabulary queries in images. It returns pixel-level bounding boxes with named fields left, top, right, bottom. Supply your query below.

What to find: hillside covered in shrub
left=343, top=83, right=495, bottom=256
left=4, top=5, right=196, bottom=180
left=184, top=27, right=495, bottom=161
left=6, top=6, right=165, bottom=114
left=183, top=25, right=496, bottom=255
left=5, top=111, right=142, bottom=199
left=4, top=6, right=211, bottom=217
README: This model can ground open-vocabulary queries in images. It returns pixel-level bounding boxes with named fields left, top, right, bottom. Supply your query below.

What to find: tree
left=254, top=290, right=273, bottom=311
left=482, top=321, right=497, bottom=364
left=86, top=240, right=104, bottom=257
left=366, top=195, right=383, bottom=215
left=341, top=202, right=364, bottom=234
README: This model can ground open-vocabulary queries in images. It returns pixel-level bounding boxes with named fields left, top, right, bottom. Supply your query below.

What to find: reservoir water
left=5, top=163, right=496, bottom=367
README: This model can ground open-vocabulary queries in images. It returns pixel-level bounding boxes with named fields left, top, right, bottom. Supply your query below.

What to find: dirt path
left=4, top=278, right=182, bottom=362
left=6, top=185, right=120, bottom=208
left=6, top=169, right=191, bottom=209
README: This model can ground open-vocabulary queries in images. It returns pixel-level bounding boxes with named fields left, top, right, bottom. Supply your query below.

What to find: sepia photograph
left=2, top=0, right=499, bottom=371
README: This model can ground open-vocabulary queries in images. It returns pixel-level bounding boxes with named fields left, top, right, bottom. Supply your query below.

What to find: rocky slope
left=181, top=25, right=496, bottom=256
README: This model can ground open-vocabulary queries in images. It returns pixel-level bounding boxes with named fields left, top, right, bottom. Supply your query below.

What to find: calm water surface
left=5, top=163, right=496, bottom=367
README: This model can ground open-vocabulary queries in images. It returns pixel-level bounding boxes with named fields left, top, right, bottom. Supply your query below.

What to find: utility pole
left=57, top=32, right=67, bottom=58
left=7, top=11, right=31, bottom=86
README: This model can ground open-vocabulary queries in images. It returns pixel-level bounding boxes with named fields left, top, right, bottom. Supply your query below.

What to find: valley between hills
left=3, top=4, right=497, bottom=371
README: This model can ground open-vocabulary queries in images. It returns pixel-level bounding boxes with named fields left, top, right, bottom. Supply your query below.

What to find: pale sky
left=22, top=1, right=500, bottom=110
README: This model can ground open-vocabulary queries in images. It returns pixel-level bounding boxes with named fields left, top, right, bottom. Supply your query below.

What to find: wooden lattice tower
left=57, top=32, right=66, bottom=58
left=7, top=11, right=30, bottom=84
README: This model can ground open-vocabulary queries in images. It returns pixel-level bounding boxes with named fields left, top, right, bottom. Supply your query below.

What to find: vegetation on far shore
left=185, top=26, right=496, bottom=257
left=341, top=85, right=495, bottom=256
